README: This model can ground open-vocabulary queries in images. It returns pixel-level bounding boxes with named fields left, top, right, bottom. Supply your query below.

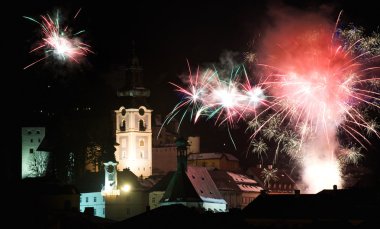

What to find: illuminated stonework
left=102, top=161, right=119, bottom=196
left=21, top=127, right=49, bottom=178
left=114, top=106, right=152, bottom=178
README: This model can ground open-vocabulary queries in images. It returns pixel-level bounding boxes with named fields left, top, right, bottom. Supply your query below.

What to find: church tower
left=114, top=45, right=152, bottom=178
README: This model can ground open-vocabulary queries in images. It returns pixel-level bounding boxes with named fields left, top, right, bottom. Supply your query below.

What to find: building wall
left=21, top=127, right=48, bottom=178
left=241, top=192, right=260, bottom=209
left=152, top=147, right=177, bottom=175
left=220, top=191, right=242, bottom=209
left=160, top=201, right=226, bottom=212
left=115, top=106, right=152, bottom=178
left=188, top=157, right=239, bottom=171
left=105, top=190, right=149, bottom=221
left=149, top=191, right=165, bottom=210
left=219, top=157, right=240, bottom=171
left=80, top=192, right=105, bottom=218
left=202, top=202, right=227, bottom=212
left=187, top=136, right=200, bottom=154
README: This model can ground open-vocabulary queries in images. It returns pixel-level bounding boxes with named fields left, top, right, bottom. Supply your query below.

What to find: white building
left=80, top=192, right=105, bottom=218
left=21, top=127, right=49, bottom=178
left=114, top=106, right=152, bottom=178
left=113, top=52, right=153, bottom=179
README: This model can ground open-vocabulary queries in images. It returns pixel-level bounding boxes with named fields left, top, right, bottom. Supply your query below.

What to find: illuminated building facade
left=21, top=127, right=49, bottom=178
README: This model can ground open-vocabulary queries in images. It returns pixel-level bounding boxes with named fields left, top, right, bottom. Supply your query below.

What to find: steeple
left=160, top=137, right=201, bottom=203
left=175, top=137, right=189, bottom=172
left=117, top=41, right=150, bottom=106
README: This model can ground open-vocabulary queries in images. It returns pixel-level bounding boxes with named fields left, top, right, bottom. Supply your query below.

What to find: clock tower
left=114, top=46, right=152, bottom=178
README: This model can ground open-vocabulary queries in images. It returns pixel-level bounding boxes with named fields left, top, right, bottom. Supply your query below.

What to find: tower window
left=27, top=131, right=31, bottom=135
left=86, top=197, right=88, bottom=203
left=139, top=139, right=144, bottom=147
left=36, top=130, right=40, bottom=134
left=120, top=119, right=126, bottom=131
left=94, top=197, right=97, bottom=202
left=139, top=120, right=146, bottom=131
left=29, top=148, right=34, bottom=154
left=30, top=139, right=33, bottom=143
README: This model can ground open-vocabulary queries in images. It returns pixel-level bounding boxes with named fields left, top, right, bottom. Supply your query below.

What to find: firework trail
left=160, top=61, right=268, bottom=148
left=23, top=8, right=92, bottom=69
left=165, top=7, right=379, bottom=192
left=250, top=9, right=380, bottom=193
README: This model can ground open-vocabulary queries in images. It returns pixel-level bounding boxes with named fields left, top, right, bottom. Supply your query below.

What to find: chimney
left=294, top=189, right=300, bottom=195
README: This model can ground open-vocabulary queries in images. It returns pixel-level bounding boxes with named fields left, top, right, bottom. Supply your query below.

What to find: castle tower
left=114, top=45, right=152, bottom=178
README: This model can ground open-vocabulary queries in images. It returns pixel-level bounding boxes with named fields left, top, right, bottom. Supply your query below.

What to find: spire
left=117, top=41, right=150, bottom=107
left=161, top=136, right=201, bottom=203
left=176, top=137, right=189, bottom=172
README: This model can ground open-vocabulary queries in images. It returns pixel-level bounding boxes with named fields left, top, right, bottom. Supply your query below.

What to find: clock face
left=107, top=165, right=114, bottom=173
left=139, top=108, right=145, bottom=116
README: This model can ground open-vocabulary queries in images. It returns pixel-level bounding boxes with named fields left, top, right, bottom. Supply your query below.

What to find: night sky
left=6, top=0, right=380, bottom=182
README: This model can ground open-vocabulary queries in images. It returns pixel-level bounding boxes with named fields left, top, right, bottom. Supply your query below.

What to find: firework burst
left=248, top=11, right=380, bottom=193
left=166, top=11, right=379, bottom=193
left=23, top=8, right=92, bottom=69
left=161, top=62, right=268, bottom=144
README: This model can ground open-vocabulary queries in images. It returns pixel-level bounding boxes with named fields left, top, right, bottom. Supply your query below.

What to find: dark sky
left=6, top=0, right=380, bottom=179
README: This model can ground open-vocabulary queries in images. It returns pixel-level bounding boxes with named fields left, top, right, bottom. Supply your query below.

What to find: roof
left=209, top=170, right=241, bottom=192
left=247, top=166, right=296, bottom=189
left=186, top=166, right=226, bottom=204
left=243, top=187, right=379, bottom=220
left=148, top=172, right=175, bottom=192
left=209, top=170, right=263, bottom=193
left=160, top=166, right=226, bottom=204
left=188, top=152, right=239, bottom=161
left=161, top=168, right=201, bottom=203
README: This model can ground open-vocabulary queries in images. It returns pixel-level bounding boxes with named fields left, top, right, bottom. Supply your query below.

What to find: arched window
left=139, top=139, right=144, bottom=147
left=120, top=119, right=126, bottom=131
left=139, top=120, right=146, bottom=131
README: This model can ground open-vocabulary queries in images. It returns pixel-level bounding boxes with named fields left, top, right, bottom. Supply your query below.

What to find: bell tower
left=114, top=44, right=152, bottom=178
